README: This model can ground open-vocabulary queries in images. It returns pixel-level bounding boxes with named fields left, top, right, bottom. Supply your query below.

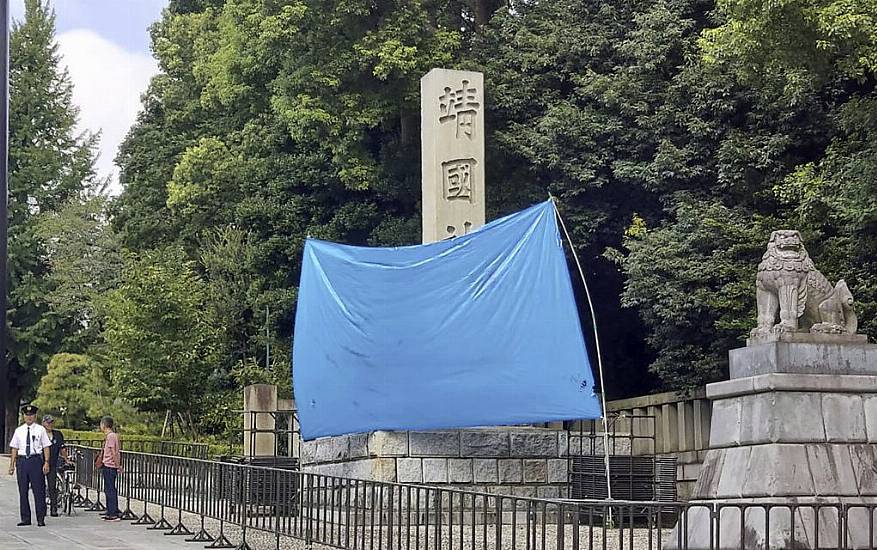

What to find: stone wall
left=301, top=427, right=630, bottom=500
left=606, top=389, right=711, bottom=499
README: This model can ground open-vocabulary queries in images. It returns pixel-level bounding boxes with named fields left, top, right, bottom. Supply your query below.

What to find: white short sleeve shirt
left=9, top=423, right=52, bottom=457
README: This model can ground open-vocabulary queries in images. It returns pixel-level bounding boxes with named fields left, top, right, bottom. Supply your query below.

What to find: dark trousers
left=16, top=455, right=47, bottom=523
left=101, top=467, right=120, bottom=517
left=46, top=465, right=58, bottom=513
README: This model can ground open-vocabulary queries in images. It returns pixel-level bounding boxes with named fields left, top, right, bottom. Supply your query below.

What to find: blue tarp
left=292, top=200, right=602, bottom=440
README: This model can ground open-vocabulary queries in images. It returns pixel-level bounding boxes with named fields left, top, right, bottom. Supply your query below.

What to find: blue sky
left=11, top=0, right=169, bottom=192
left=12, top=0, right=167, bottom=55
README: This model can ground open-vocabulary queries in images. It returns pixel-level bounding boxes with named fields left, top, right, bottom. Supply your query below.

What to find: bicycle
left=50, top=450, right=79, bottom=516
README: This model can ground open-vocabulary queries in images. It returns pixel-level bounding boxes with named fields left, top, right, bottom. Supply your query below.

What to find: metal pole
left=551, top=198, right=614, bottom=507
left=0, top=0, right=10, bottom=450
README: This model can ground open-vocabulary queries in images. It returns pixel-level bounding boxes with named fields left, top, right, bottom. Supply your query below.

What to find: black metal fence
left=67, top=438, right=209, bottom=459
left=69, top=445, right=877, bottom=550
left=567, top=413, right=658, bottom=457
left=236, top=409, right=300, bottom=461
left=569, top=456, right=677, bottom=503
left=567, top=413, right=677, bottom=505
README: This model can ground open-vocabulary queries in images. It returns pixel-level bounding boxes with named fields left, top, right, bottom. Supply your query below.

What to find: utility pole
left=0, top=0, right=10, bottom=448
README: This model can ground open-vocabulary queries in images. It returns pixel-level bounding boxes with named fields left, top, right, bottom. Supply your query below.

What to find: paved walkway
left=0, top=460, right=194, bottom=550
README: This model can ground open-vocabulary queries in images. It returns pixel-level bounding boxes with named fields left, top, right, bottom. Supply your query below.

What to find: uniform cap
left=21, top=404, right=38, bottom=415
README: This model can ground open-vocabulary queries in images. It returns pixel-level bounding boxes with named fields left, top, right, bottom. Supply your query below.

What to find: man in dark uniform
left=42, top=414, right=66, bottom=516
left=7, top=404, right=52, bottom=526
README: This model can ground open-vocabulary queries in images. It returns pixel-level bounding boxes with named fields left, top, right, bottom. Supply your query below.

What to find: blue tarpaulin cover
left=292, top=200, right=602, bottom=440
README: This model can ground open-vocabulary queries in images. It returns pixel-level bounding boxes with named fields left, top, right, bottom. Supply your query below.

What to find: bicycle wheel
left=61, top=472, right=74, bottom=516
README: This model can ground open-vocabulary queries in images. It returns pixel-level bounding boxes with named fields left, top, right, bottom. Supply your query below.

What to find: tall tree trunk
left=4, top=397, right=18, bottom=451
left=400, top=111, right=418, bottom=146
left=0, top=379, right=6, bottom=451
left=185, top=411, right=197, bottom=439
left=160, top=410, right=171, bottom=439
left=474, top=0, right=500, bottom=27
left=3, top=388, right=21, bottom=452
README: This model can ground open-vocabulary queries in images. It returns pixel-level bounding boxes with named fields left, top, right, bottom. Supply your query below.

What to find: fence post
left=132, top=450, right=155, bottom=525
left=77, top=448, right=93, bottom=509
left=235, top=464, right=253, bottom=550
left=147, top=455, right=173, bottom=530
left=119, top=450, right=137, bottom=520
left=86, top=451, right=106, bottom=513
left=166, top=456, right=193, bottom=536
left=206, top=460, right=235, bottom=549
left=306, top=474, right=314, bottom=549
left=187, top=457, right=215, bottom=542
left=274, top=468, right=281, bottom=550
left=71, top=456, right=84, bottom=507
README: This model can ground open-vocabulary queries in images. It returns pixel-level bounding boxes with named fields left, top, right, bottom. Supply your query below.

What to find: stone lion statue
left=751, top=230, right=858, bottom=338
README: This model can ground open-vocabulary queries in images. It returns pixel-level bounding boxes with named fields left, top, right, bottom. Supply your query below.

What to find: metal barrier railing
left=70, top=445, right=877, bottom=550
left=566, top=414, right=678, bottom=505
left=235, top=409, right=299, bottom=460
left=66, top=438, right=209, bottom=459
left=567, top=413, right=658, bottom=457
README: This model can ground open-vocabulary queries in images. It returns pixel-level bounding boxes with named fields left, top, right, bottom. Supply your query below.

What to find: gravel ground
left=69, top=491, right=673, bottom=550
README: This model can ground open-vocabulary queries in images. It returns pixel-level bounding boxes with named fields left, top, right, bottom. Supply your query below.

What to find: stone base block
left=692, top=444, right=877, bottom=499
left=302, top=457, right=396, bottom=482
left=731, top=340, right=875, bottom=378
left=666, top=497, right=877, bottom=550
left=301, top=426, right=584, bottom=507
left=746, top=332, right=868, bottom=347
left=706, top=374, right=877, bottom=447
left=677, top=343, right=877, bottom=548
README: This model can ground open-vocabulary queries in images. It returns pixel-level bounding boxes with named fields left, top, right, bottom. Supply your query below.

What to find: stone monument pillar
left=421, top=68, right=486, bottom=243
left=671, top=230, right=877, bottom=549
left=243, top=384, right=277, bottom=457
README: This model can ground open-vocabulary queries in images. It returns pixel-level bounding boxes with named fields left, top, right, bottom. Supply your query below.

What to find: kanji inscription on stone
left=438, top=80, right=480, bottom=139
left=442, top=158, right=476, bottom=202
left=421, top=68, right=485, bottom=243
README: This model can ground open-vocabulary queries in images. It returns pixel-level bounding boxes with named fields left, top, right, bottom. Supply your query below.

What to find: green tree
left=33, top=353, right=105, bottom=429
left=109, top=0, right=877, bottom=396
left=476, top=0, right=871, bottom=389
left=112, top=0, right=505, bottom=399
left=711, top=0, right=877, bottom=340
left=34, top=196, right=122, bottom=353
left=609, top=198, right=780, bottom=387
left=473, top=0, right=715, bottom=394
left=701, top=0, right=877, bottom=91
left=102, top=247, right=220, bottom=435
left=2, top=0, right=100, bottom=441
left=607, top=0, right=877, bottom=387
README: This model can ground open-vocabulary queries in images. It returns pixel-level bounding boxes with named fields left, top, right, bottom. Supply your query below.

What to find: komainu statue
left=751, top=230, right=858, bottom=337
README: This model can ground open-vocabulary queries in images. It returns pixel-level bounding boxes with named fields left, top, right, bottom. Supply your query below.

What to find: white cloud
left=57, top=29, right=157, bottom=195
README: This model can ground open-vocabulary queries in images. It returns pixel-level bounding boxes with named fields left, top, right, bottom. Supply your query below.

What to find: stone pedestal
left=243, top=384, right=277, bottom=457
left=670, top=336, right=877, bottom=549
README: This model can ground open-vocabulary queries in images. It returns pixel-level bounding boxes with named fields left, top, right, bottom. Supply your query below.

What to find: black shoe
left=37, top=521, right=45, bottom=527
left=16, top=521, right=31, bottom=526
left=102, top=515, right=121, bottom=522
left=50, top=512, right=59, bottom=517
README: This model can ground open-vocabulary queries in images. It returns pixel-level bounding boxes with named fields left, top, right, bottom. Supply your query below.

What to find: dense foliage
left=8, top=0, right=877, bottom=439
left=1, top=0, right=101, bottom=437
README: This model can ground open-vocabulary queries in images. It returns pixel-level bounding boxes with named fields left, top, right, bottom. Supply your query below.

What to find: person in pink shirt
left=98, top=416, right=123, bottom=521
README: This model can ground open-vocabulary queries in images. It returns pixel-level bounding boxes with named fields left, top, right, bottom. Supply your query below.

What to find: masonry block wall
left=606, top=389, right=712, bottom=500
left=301, top=427, right=630, bottom=501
